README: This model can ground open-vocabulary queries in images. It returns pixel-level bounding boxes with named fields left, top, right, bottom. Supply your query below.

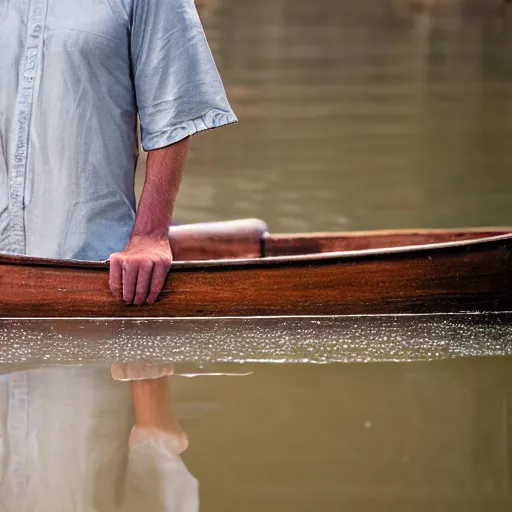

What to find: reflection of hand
left=129, top=426, right=189, bottom=455
left=116, top=368, right=189, bottom=454
left=111, top=363, right=174, bottom=381
left=109, top=235, right=173, bottom=305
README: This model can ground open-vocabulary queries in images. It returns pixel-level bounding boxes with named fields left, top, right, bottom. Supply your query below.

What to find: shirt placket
left=9, top=0, right=48, bottom=254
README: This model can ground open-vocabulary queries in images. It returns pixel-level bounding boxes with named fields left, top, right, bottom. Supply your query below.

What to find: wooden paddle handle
left=168, top=218, right=268, bottom=261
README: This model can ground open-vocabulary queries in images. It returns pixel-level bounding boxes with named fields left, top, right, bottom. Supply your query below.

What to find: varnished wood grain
left=0, top=232, right=510, bottom=317
left=264, top=228, right=512, bottom=256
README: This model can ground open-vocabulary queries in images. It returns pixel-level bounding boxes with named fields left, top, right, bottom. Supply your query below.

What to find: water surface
left=138, top=1, right=512, bottom=508
left=12, top=0, right=512, bottom=510
left=138, top=0, right=512, bottom=232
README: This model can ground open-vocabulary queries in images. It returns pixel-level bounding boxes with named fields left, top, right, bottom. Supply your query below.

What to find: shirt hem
left=141, top=109, right=238, bottom=152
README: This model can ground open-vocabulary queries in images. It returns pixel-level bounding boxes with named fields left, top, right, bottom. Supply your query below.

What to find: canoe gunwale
left=0, top=232, right=510, bottom=271
left=266, top=227, right=512, bottom=239
left=0, top=229, right=509, bottom=318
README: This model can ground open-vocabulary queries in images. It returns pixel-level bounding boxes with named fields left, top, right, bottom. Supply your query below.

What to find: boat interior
left=167, top=219, right=512, bottom=262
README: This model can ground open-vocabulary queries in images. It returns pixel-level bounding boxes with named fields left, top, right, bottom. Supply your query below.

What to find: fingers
left=146, top=260, right=171, bottom=305
left=110, top=256, right=170, bottom=305
left=134, top=260, right=154, bottom=306
left=122, top=261, right=138, bottom=304
left=109, top=244, right=172, bottom=305
left=109, top=254, right=123, bottom=300
left=111, top=363, right=174, bottom=381
left=123, top=261, right=153, bottom=305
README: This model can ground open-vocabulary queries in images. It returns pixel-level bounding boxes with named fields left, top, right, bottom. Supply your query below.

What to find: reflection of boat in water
left=0, top=219, right=510, bottom=317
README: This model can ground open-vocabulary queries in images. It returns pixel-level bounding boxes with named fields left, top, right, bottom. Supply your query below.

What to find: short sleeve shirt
left=0, top=0, right=237, bottom=260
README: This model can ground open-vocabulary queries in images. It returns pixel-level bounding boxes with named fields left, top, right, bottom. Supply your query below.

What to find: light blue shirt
left=0, top=0, right=237, bottom=261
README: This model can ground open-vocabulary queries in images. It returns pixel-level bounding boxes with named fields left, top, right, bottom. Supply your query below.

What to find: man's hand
left=111, top=363, right=174, bottom=381
left=109, top=235, right=172, bottom=306
left=110, top=139, right=187, bottom=305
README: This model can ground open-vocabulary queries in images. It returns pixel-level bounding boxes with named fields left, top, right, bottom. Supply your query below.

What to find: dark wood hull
left=0, top=229, right=510, bottom=318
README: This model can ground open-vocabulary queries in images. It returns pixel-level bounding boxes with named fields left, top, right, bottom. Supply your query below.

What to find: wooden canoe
left=0, top=219, right=510, bottom=318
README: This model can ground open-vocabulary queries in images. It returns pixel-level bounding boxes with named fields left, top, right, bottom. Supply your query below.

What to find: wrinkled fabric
left=0, top=366, right=199, bottom=512
left=124, top=427, right=199, bottom=512
left=0, top=0, right=237, bottom=260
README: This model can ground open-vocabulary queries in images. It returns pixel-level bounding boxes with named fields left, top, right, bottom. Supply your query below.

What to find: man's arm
left=109, top=138, right=189, bottom=305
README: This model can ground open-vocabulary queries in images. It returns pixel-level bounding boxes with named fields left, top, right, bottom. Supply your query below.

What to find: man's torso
left=0, top=0, right=140, bottom=260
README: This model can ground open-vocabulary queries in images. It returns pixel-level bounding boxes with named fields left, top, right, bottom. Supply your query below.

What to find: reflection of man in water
left=0, top=365, right=199, bottom=510
left=0, top=0, right=236, bottom=509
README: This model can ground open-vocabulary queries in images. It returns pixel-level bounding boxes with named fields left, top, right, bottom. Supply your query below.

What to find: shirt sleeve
left=130, top=0, right=237, bottom=151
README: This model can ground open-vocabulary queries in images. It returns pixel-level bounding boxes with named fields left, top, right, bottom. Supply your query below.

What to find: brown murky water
left=178, top=359, right=512, bottom=512
left=139, top=0, right=512, bottom=232
left=141, top=1, right=512, bottom=510
left=7, top=0, right=512, bottom=510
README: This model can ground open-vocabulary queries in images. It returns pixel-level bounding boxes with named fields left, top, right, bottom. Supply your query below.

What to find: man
left=1, top=0, right=236, bottom=297
left=0, top=0, right=236, bottom=508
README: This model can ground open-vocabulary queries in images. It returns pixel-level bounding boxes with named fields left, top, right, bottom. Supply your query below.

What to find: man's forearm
left=131, top=138, right=189, bottom=240
left=109, top=138, right=189, bottom=305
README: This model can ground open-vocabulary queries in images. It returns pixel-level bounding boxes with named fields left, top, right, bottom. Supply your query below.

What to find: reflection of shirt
left=0, top=366, right=199, bottom=512
left=0, top=0, right=236, bottom=260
